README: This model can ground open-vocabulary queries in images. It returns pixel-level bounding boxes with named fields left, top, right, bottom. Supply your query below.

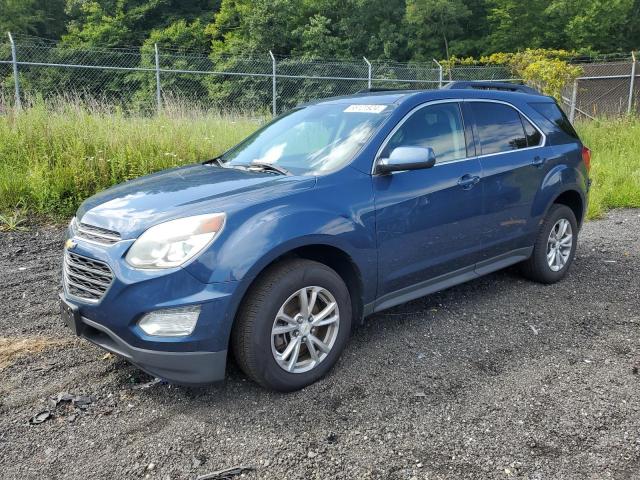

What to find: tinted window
left=382, top=103, right=466, bottom=163
left=530, top=102, right=579, bottom=139
left=521, top=115, right=542, bottom=146
left=470, top=102, right=527, bottom=154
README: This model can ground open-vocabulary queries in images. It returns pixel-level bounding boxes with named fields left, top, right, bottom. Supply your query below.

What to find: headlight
left=125, top=213, right=225, bottom=269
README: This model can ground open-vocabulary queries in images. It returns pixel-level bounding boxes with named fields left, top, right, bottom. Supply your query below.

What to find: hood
left=77, top=164, right=316, bottom=238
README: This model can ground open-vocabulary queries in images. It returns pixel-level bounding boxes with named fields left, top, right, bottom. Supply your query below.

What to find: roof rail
left=442, top=81, right=542, bottom=95
left=356, top=87, right=411, bottom=93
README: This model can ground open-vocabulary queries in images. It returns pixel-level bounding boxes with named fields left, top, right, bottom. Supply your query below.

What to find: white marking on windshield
left=344, top=104, right=387, bottom=113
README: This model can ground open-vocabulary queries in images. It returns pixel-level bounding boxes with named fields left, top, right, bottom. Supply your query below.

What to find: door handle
left=532, top=156, right=546, bottom=168
left=457, top=174, right=480, bottom=190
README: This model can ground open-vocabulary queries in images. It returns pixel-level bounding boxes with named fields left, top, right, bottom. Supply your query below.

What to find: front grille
left=63, top=251, right=114, bottom=302
left=75, top=221, right=121, bottom=245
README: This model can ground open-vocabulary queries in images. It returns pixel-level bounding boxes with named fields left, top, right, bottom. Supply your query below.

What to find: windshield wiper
left=204, top=157, right=225, bottom=168
left=248, top=161, right=292, bottom=176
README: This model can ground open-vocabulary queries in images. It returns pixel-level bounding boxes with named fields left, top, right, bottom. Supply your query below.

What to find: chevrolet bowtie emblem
left=65, top=239, right=77, bottom=250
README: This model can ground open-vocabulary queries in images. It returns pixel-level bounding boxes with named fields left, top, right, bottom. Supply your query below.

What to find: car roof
left=304, top=87, right=555, bottom=108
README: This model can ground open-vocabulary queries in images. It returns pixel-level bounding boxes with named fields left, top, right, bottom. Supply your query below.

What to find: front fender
left=184, top=168, right=377, bottom=297
left=217, top=206, right=373, bottom=283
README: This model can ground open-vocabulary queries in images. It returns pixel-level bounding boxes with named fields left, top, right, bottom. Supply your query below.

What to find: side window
left=381, top=103, right=466, bottom=163
left=470, top=102, right=528, bottom=154
left=530, top=102, right=580, bottom=139
left=521, top=115, right=542, bottom=147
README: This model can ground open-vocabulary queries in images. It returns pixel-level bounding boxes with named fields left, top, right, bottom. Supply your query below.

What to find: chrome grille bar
left=73, top=220, right=121, bottom=245
left=63, top=251, right=114, bottom=302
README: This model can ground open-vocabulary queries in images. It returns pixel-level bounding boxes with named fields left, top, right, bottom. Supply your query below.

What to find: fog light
left=138, top=306, right=201, bottom=337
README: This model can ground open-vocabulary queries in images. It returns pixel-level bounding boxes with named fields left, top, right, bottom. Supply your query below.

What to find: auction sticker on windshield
left=344, top=104, right=387, bottom=113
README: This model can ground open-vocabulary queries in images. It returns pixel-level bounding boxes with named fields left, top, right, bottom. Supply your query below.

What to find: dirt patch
left=0, top=210, right=639, bottom=479
left=0, top=336, right=71, bottom=371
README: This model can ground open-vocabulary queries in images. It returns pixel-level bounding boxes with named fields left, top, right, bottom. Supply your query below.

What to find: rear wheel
left=521, top=204, right=578, bottom=284
left=231, top=259, right=351, bottom=391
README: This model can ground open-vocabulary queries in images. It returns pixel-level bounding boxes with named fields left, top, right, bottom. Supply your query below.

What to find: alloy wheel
left=547, top=218, right=573, bottom=272
left=270, top=286, right=340, bottom=373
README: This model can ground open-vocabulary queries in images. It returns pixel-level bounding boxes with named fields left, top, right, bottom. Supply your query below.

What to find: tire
left=520, top=204, right=578, bottom=284
left=231, top=258, right=352, bottom=392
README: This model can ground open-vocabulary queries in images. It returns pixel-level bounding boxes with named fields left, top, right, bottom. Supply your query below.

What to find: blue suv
left=60, top=83, right=591, bottom=391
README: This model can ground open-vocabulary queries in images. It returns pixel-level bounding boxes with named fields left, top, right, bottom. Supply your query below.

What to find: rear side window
left=382, top=102, right=467, bottom=163
left=530, top=102, right=579, bottom=139
left=469, top=102, right=528, bottom=154
left=521, top=116, right=542, bottom=147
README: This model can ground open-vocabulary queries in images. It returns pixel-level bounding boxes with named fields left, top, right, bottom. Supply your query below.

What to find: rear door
left=464, top=100, right=549, bottom=261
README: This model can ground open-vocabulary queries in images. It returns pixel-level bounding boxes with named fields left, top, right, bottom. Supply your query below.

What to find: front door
left=373, top=101, right=484, bottom=302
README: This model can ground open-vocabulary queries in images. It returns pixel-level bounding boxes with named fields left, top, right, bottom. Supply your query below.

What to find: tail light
left=581, top=146, right=591, bottom=172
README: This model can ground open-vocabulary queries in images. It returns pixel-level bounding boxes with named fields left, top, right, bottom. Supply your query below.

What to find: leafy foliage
left=0, top=1, right=637, bottom=111
left=1, top=1, right=638, bottom=61
left=406, top=0, right=472, bottom=60
left=0, top=0, right=67, bottom=39
left=442, top=49, right=583, bottom=99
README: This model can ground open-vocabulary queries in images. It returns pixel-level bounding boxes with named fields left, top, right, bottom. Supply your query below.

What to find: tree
left=405, top=0, right=472, bottom=61
left=486, top=0, right=567, bottom=53
left=206, top=0, right=302, bottom=56
left=63, top=0, right=219, bottom=47
left=207, top=0, right=409, bottom=59
left=0, top=0, right=68, bottom=39
left=557, top=0, right=640, bottom=53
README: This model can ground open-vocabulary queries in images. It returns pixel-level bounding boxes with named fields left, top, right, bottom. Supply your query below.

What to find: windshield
left=219, top=103, right=394, bottom=175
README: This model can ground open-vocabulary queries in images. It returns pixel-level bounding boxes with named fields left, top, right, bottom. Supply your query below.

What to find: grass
left=0, top=101, right=638, bottom=221
left=0, top=100, right=262, bottom=218
left=0, top=208, right=28, bottom=231
left=576, top=118, right=640, bottom=219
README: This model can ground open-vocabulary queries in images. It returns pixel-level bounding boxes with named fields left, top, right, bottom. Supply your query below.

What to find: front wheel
left=231, top=259, right=352, bottom=391
left=520, top=204, right=579, bottom=284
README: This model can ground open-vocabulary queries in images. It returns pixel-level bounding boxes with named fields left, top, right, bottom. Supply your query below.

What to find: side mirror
left=376, top=146, right=437, bottom=174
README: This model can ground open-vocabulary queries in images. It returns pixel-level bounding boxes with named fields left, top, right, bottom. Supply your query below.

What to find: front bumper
left=62, top=294, right=227, bottom=385
left=60, top=233, right=242, bottom=385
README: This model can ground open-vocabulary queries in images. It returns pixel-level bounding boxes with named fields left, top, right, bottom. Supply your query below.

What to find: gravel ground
left=0, top=209, right=639, bottom=480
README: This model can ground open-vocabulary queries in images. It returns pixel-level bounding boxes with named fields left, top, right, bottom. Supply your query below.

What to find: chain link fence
left=1, top=34, right=638, bottom=118
left=562, top=56, right=639, bottom=120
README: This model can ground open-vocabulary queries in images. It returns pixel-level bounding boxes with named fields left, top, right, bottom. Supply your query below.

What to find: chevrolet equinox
left=60, top=82, right=591, bottom=391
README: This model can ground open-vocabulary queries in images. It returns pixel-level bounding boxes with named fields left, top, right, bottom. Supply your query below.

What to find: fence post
left=154, top=43, right=162, bottom=113
left=569, top=79, right=578, bottom=122
left=433, top=59, right=443, bottom=88
left=363, top=57, right=372, bottom=90
left=628, top=51, right=637, bottom=115
left=7, top=32, right=21, bottom=110
left=269, top=51, right=277, bottom=116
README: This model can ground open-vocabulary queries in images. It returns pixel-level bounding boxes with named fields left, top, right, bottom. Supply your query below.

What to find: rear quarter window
left=529, top=102, right=579, bottom=140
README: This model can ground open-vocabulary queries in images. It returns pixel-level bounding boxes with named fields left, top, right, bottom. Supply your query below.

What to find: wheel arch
left=534, top=162, right=587, bottom=229
left=552, top=189, right=585, bottom=227
left=227, top=241, right=366, bottom=348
